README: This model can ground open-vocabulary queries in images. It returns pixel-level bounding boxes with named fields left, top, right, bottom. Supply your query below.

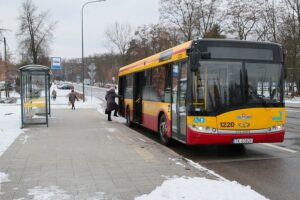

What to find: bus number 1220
left=220, top=122, right=234, bottom=127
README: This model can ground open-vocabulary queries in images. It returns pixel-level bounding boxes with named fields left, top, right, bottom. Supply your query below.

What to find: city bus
left=118, top=39, right=285, bottom=145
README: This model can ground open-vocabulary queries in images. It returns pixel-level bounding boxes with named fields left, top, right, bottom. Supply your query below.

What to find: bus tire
left=126, top=108, right=133, bottom=127
left=159, top=114, right=171, bottom=146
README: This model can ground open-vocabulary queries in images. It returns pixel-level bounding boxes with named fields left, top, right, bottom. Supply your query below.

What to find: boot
left=108, top=113, right=112, bottom=121
left=113, top=110, right=118, bottom=117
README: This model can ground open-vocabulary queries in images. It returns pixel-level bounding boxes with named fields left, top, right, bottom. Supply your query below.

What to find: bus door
left=133, top=72, right=144, bottom=123
left=172, top=61, right=188, bottom=141
left=118, top=76, right=126, bottom=117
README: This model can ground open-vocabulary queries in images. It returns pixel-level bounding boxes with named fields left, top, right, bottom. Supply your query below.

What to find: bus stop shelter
left=20, top=65, right=51, bottom=128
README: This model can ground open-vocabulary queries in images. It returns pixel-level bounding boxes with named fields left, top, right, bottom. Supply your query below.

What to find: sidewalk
left=0, top=108, right=209, bottom=200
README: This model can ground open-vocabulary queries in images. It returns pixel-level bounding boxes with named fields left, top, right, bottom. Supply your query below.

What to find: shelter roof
left=19, top=65, right=50, bottom=72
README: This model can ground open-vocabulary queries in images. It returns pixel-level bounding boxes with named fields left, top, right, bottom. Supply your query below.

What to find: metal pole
left=81, top=6, right=85, bottom=102
left=45, top=73, right=48, bottom=127
left=3, top=37, right=9, bottom=98
left=20, top=71, right=24, bottom=129
left=81, top=0, right=106, bottom=102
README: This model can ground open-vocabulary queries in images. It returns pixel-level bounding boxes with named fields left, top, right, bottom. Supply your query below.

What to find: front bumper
left=186, top=127, right=285, bottom=145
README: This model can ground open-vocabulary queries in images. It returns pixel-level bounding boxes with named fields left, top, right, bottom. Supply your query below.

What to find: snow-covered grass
left=0, top=85, right=269, bottom=200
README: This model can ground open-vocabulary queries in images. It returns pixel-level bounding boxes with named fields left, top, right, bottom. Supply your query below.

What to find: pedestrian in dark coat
left=105, top=87, right=121, bottom=121
left=52, top=89, right=57, bottom=100
left=69, top=89, right=79, bottom=110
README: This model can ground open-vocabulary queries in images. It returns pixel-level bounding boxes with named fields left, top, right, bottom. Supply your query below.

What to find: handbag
left=105, top=109, right=109, bottom=114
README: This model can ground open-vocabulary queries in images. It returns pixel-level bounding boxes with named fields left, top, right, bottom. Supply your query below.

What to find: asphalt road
left=78, top=85, right=300, bottom=200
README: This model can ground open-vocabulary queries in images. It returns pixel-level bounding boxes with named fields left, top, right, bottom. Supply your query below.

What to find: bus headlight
left=270, top=124, right=284, bottom=132
left=188, top=125, right=218, bottom=134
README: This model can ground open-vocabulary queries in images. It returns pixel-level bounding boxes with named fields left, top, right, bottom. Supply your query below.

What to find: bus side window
left=151, top=67, right=166, bottom=102
left=142, top=69, right=151, bottom=100
left=164, top=64, right=172, bottom=103
left=125, top=74, right=133, bottom=99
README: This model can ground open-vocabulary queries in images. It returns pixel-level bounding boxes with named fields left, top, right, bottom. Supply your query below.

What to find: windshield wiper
left=248, top=89, right=269, bottom=107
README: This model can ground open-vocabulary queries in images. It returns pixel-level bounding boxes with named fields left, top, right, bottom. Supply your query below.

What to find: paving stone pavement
left=0, top=108, right=211, bottom=200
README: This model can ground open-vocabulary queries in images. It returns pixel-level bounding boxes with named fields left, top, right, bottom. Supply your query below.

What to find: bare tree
left=0, top=23, right=8, bottom=46
left=159, top=0, right=199, bottom=41
left=280, top=0, right=300, bottom=92
left=17, top=0, right=56, bottom=65
left=126, top=24, right=180, bottom=63
left=0, top=28, right=4, bottom=38
left=195, top=0, right=222, bottom=37
left=225, top=0, right=262, bottom=40
left=254, top=0, right=285, bottom=42
left=104, top=22, right=134, bottom=57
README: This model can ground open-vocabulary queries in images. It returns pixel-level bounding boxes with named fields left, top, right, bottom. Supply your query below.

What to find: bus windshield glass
left=245, top=63, right=282, bottom=104
left=191, top=61, right=283, bottom=114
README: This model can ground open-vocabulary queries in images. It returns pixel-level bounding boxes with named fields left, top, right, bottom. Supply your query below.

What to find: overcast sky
left=0, top=0, right=160, bottom=61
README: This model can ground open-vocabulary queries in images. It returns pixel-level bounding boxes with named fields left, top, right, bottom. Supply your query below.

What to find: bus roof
left=118, top=39, right=282, bottom=77
left=118, top=41, right=192, bottom=76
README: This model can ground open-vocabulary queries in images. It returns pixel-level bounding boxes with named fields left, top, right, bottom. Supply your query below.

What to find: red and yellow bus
left=118, top=39, right=285, bottom=145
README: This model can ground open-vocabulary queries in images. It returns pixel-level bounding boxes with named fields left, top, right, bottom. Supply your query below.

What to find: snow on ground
left=135, top=158, right=269, bottom=200
left=0, top=103, right=24, bottom=157
left=26, top=186, right=107, bottom=200
left=104, top=128, right=116, bottom=133
left=285, top=96, right=300, bottom=103
left=0, top=86, right=269, bottom=200
left=135, top=176, right=268, bottom=200
left=27, top=186, right=71, bottom=200
left=0, top=172, right=10, bottom=194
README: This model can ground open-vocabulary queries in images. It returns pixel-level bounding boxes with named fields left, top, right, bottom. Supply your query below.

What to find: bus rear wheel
left=159, top=115, right=170, bottom=146
left=126, top=109, right=133, bottom=127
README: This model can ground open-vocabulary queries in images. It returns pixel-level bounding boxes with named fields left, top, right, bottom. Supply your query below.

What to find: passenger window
left=125, top=74, right=133, bottom=99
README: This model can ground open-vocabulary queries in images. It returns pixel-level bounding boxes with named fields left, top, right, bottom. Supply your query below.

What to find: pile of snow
left=135, top=176, right=268, bottom=200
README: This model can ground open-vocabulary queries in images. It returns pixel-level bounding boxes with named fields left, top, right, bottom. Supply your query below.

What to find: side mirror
left=201, top=52, right=211, bottom=59
left=190, top=52, right=201, bottom=72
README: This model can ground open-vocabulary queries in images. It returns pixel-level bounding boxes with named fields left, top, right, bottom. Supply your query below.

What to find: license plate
left=232, top=138, right=253, bottom=144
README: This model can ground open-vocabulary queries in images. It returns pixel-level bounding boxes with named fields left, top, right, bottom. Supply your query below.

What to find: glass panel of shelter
left=23, top=73, right=47, bottom=124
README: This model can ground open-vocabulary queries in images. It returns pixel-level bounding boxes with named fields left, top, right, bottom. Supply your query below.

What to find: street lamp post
left=81, top=0, right=106, bottom=102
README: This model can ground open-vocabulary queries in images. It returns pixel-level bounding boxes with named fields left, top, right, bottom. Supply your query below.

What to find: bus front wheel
left=159, top=115, right=170, bottom=146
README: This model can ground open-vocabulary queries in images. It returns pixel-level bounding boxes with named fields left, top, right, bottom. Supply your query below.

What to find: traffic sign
left=51, top=57, right=61, bottom=69
left=88, top=63, right=96, bottom=71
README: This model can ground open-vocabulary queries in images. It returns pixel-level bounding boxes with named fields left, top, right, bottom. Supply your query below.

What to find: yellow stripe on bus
left=124, top=98, right=171, bottom=120
left=118, top=41, right=192, bottom=76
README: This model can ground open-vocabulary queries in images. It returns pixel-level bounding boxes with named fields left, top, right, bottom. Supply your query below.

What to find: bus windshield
left=191, top=61, right=283, bottom=114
